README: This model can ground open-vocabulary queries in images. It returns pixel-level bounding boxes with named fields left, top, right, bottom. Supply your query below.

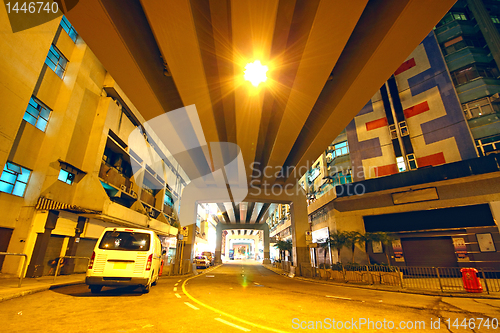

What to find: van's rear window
left=99, top=231, right=150, bottom=251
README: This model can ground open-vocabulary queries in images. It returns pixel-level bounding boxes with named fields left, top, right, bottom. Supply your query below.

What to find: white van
left=86, top=227, right=163, bottom=293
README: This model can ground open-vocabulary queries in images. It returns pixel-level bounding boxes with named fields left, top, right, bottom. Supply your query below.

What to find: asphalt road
left=0, top=261, right=499, bottom=332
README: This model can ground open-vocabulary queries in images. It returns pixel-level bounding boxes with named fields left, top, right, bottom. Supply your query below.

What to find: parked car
left=202, top=251, right=214, bottom=265
left=195, top=255, right=210, bottom=269
left=86, top=227, right=163, bottom=294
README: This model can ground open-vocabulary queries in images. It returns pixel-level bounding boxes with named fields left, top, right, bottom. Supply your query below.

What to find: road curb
left=262, top=265, right=500, bottom=300
left=0, top=280, right=86, bottom=303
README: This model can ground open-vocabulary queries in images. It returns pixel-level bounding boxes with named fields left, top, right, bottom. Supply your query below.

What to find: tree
left=376, top=232, right=395, bottom=267
left=344, top=231, right=361, bottom=264
left=329, top=230, right=348, bottom=263
left=273, top=239, right=292, bottom=261
left=362, top=232, right=395, bottom=266
left=317, top=238, right=332, bottom=267
left=358, top=232, right=379, bottom=265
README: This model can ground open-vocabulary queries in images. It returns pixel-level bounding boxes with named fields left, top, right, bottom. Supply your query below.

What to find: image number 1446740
left=5, top=2, right=59, bottom=14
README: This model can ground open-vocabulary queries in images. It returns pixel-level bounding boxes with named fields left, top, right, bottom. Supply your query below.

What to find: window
left=60, top=16, right=78, bottom=43
left=164, top=191, right=174, bottom=207
left=476, top=134, right=500, bottom=156
left=462, top=97, right=496, bottom=119
left=389, top=124, right=398, bottom=139
left=326, top=141, right=349, bottom=162
left=308, top=167, right=320, bottom=182
left=399, top=121, right=409, bottom=136
left=23, top=96, right=51, bottom=131
left=329, top=170, right=352, bottom=187
left=58, top=169, right=75, bottom=185
left=0, top=162, right=31, bottom=197
left=450, top=65, right=499, bottom=86
left=396, top=156, right=406, bottom=172
left=99, top=231, right=150, bottom=251
left=438, top=12, right=468, bottom=26
left=45, top=44, right=67, bottom=79
left=407, top=154, right=418, bottom=170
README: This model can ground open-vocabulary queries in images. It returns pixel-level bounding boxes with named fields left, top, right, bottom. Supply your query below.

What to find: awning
left=35, top=197, right=102, bottom=214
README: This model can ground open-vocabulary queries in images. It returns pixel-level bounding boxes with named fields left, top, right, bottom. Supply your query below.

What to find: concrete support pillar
left=215, top=222, right=222, bottom=264
left=289, top=185, right=311, bottom=274
left=262, top=224, right=271, bottom=264
left=467, top=0, right=500, bottom=72
left=26, top=210, right=59, bottom=278
left=180, top=223, right=196, bottom=274
left=62, top=216, right=87, bottom=274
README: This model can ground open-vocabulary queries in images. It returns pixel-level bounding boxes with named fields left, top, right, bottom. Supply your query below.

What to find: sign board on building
left=392, top=239, right=405, bottom=262
left=452, top=237, right=469, bottom=261
left=181, top=226, right=189, bottom=237
left=305, top=231, right=312, bottom=245
left=476, top=233, right=496, bottom=252
left=311, top=227, right=329, bottom=243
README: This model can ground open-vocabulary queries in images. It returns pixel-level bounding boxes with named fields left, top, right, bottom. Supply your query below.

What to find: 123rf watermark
left=292, top=317, right=499, bottom=330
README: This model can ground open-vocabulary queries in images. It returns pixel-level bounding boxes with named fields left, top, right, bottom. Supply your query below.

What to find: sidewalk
left=0, top=269, right=198, bottom=303
left=0, top=273, right=86, bottom=302
left=263, top=264, right=500, bottom=300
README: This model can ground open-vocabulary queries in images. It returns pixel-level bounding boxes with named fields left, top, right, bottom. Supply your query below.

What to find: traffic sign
left=181, top=226, right=189, bottom=237
left=305, top=231, right=312, bottom=244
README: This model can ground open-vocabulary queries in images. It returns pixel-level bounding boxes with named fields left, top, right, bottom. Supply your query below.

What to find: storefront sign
left=392, top=239, right=405, bottom=262
left=311, top=227, right=329, bottom=243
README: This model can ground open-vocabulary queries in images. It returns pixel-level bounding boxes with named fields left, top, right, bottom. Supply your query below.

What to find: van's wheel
left=152, top=271, right=158, bottom=286
left=142, top=274, right=153, bottom=293
left=90, top=286, right=102, bottom=294
left=141, top=281, right=151, bottom=293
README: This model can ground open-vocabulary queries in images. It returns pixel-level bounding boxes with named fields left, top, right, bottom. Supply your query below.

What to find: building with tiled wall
left=298, top=9, right=500, bottom=269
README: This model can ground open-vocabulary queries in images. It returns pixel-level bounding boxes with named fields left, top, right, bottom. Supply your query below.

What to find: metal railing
left=480, top=268, right=500, bottom=293
left=302, top=264, right=500, bottom=295
left=53, top=256, right=90, bottom=283
left=398, top=267, right=500, bottom=294
left=0, top=252, right=28, bottom=287
left=400, top=266, right=462, bottom=292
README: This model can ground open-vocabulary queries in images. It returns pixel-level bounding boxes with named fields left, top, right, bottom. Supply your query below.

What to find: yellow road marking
left=215, top=318, right=251, bottom=332
left=182, top=267, right=288, bottom=333
left=326, top=295, right=351, bottom=300
left=184, top=302, right=199, bottom=310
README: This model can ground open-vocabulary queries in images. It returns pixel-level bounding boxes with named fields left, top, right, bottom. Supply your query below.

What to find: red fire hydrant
left=460, top=268, right=482, bottom=293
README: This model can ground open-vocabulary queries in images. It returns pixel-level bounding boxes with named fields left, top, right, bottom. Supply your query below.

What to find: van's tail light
left=146, top=254, right=153, bottom=271
left=88, top=251, right=95, bottom=269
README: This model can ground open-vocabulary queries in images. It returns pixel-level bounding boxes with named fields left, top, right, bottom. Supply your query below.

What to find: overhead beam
left=284, top=0, right=457, bottom=184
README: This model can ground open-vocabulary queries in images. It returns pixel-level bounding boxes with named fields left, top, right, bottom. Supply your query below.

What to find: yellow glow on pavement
left=182, top=266, right=288, bottom=333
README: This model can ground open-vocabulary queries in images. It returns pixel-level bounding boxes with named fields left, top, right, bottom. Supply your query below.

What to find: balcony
left=434, top=20, right=477, bottom=44
left=99, top=160, right=132, bottom=191
left=444, top=47, right=492, bottom=72
left=456, top=77, right=500, bottom=104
